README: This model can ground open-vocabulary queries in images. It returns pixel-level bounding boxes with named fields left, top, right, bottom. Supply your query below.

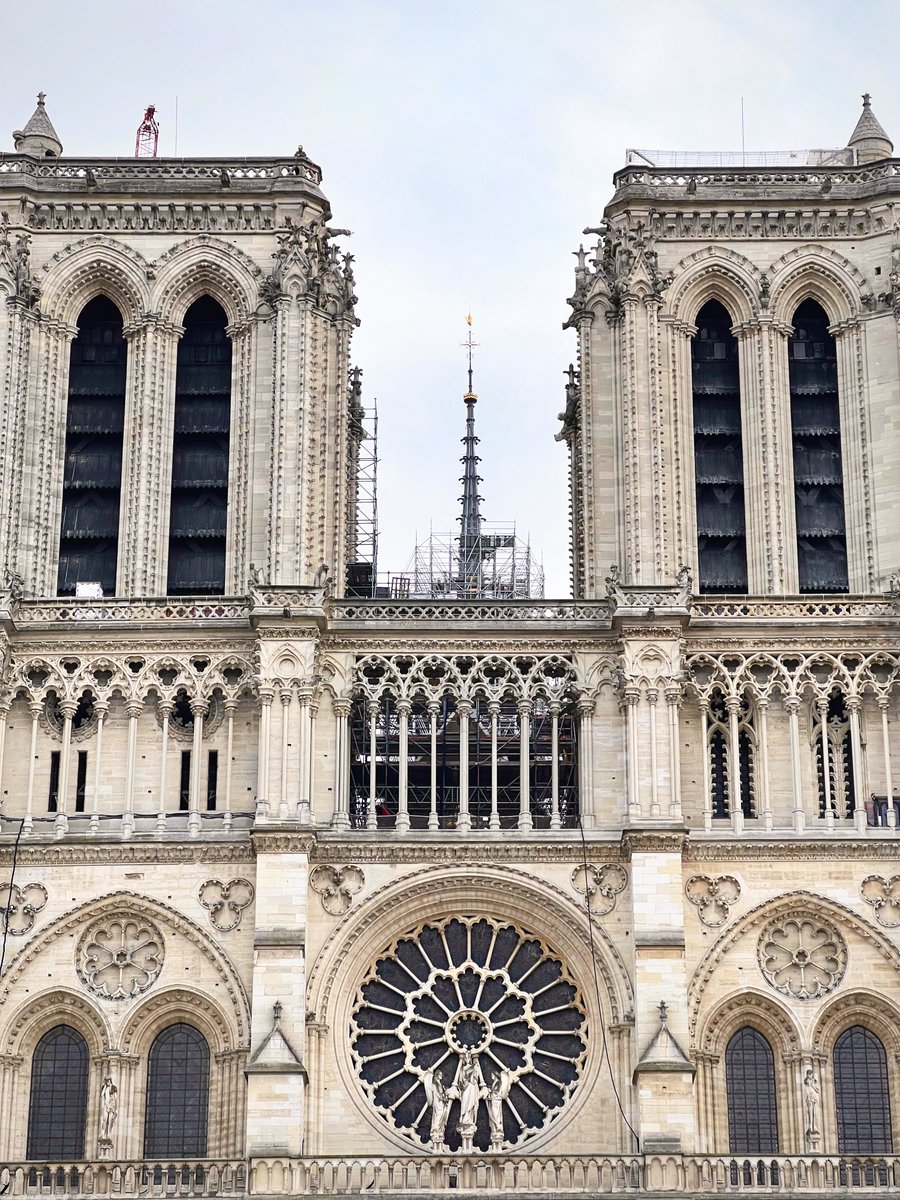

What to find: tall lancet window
left=789, top=299, right=848, bottom=592
left=691, top=301, right=748, bottom=593
left=57, top=296, right=127, bottom=596
left=167, top=297, right=232, bottom=594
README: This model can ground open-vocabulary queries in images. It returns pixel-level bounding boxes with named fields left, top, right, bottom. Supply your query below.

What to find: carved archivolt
left=861, top=876, right=900, bottom=928
left=695, top=988, right=802, bottom=1058
left=352, top=652, right=579, bottom=706
left=0, top=882, right=47, bottom=935
left=570, top=863, right=628, bottom=914
left=309, top=864, right=365, bottom=916
left=685, top=875, right=741, bottom=928
left=768, top=244, right=871, bottom=324
left=686, top=648, right=900, bottom=705
left=350, top=915, right=587, bottom=1153
left=76, top=912, right=165, bottom=1000
left=665, top=246, right=760, bottom=325
left=198, top=879, right=255, bottom=932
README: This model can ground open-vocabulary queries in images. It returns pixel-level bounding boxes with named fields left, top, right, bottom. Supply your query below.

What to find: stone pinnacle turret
left=12, top=92, right=63, bottom=158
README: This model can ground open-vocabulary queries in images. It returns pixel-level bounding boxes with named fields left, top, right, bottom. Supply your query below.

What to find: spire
left=12, top=92, right=63, bottom=158
left=458, top=314, right=483, bottom=597
left=847, top=92, right=892, bottom=164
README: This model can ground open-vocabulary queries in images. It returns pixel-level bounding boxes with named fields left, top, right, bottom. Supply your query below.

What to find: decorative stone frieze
left=0, top=881, right=47, bottom=934
left=309, top=864, right=364, bottom=915
left=685, top=875, right=741, bottom=928
left=860, top=875, right=900, bottom=927
left=570, top=863, right=628, bottom=913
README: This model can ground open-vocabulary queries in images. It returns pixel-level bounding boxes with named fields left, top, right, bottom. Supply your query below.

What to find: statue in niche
left=803, top=1067, right=820, bottom=1139
left=451, top=1052, right=482, bottom=1154
left=485, top=1069, right=512, bottom=1149
left=423, top=1068, right=451, bottom=1152
left=98, top=1076, right=118, bottom=1154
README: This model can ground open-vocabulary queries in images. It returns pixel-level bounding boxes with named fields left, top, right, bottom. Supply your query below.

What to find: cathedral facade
left=1, top=93, right=900, bottom=1197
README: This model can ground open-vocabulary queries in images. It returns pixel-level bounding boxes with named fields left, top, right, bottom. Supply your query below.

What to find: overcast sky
left=3, top=1, right=897, bottom=595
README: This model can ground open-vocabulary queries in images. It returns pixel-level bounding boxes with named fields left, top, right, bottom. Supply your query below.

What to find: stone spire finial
left=847, top=92, right=893, bottom=164
left=12, top=92, right=63, bottom=158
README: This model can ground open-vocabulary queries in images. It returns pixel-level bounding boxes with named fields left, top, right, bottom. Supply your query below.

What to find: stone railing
left=11, top=597, right=252, bottom=626
left=0, top=155, right=322, bottom=185
left=612, top=158, right=900, bottom=194
left=0, top=1161, right=246, bottom=1196
left=689, top=595, right=899, bottom=622
left=5, top=1155, right=900, bottom=1196
left=328, top=600, right=612, bottom=624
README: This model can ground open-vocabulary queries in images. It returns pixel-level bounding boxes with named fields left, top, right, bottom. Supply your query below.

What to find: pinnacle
left=12, top=91, right=63, bottom=156
left=847, top=92, right=892, bottom=156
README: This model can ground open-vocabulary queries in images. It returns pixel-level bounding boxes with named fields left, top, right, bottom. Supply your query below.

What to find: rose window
left=758, top=915, right=847, bottom=1000
left=350, top=917, right=588, bottom=1152
left=76, top=914, right=165, bottom=1000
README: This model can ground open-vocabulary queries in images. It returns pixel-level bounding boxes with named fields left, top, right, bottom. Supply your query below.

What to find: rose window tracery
left=757, top=914, right=847, bottom=1000
left=76, top=914, right=165, bottom=999
left=350, top=917, right=588, bottom=1152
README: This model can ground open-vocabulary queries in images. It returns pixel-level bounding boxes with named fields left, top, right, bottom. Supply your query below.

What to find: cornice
left=0, top=841, right=254, bottom=866
left=311, top=835, right=626, bottom=865
left=685, top=838, right=900, bottom=861
left=622, top=829, right=688, bottom=856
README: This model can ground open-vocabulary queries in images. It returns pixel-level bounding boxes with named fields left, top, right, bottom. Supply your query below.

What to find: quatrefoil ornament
left=570, top=863, right=628, bottom=914
left=198, top=878, right=255, bottom=932
left=309, top=864, right=365, bottom=915
left=861, top=875, right=900, bottom=928
left=0, top=882, right=48, bottom=935
left=685, top=874, right=741, bottom=928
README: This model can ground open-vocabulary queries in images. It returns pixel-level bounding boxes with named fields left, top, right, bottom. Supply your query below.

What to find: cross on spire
left=37, top=92, right=46, bottom=106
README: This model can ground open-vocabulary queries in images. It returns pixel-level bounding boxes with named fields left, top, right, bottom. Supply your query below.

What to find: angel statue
left=423, top=1068, right=451, bottom=1152
left=485, top=1069, right=512, bottom=1149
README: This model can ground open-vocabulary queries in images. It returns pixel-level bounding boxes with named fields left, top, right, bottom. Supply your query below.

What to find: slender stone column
left=516, top=700, right=532, bottom=832
left=625, top=690, right=641, bottom=821
left=156, top=700, right=172, bottom=834
left=188, top=699, right=208, bottom=836
left=756, top=698, right=773, bottom=832
left=879, top=697, right=896, bottom=828
left=395, top=699, right=411, bottom=833
left=54, top=699, right=77, bottom=837
left=122, top=700, right=143, bottom=838
left=549, top=702, right=561, bottom=830
left=725, top=695, right=743, bottom=833
left=648, top=687, right=660, bottom=818
left=0, top=698, right=9, bottom=810
left=577, top=697, right=595, bottom=828
left=255, top=686, right=274, bottom=821
left=23, top=701, right=41, bottom=834
left=367, top=700, right=379, bottom=830
left=89, top=701, right=108, bottom=835
left=488, top=701, right=500, bottom=831
left=279, top=686, right=292, bottom=820
left=785, top=695, right=805, bottom=834
left=331, top=699, right=351, bottom=829
left=223, top=700, right=235, bottom=830
left=666, top=684, right=682, bottom=821
left=847, top=695, right=867, bottom=832
left=456, top=700, right=472, bottom=832
left=699, top=701, right=712, bottom=831
left=297, top=685, right=312, bottom=823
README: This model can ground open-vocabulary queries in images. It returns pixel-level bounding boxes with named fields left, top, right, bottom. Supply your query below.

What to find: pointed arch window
left=27, top=1024, right=89, bottom=1159
left=834, top=1025, right=892, bottom=1153
left=691, top=300, right=747, bottom=593
left=789, top=299, right=848, bottom=592
left=726, top=1026, right=779, bottom=1153
left=57, top=296, right=127, bottom=596
left=707, top=690, right=756, bottom=819
left=167, top=297, right=231, bottom=595
left=144, top=1022, right=210, bottom=1157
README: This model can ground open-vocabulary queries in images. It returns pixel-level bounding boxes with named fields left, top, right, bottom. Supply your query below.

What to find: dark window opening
left=27, top=1025, right=88, bottom=1160
left=47, top=750, right=61, bottom=812
left=726, top=1027, right=779, bottom=1153
left=789, top=299, right=848, bottom=592
left=179, top=750, right=191, bottom=811
left=75, top=750, right=88, bottom=812
left=207, top=750, right=218, bottom=810
left=691, top=300, right=748, bottom=594
left=143, top=1023, right=210, bottom=1158
left=815, top=691, right=856, bottom=819
left=708, top=692, right=755, bottom=819
left=167, top=297, right=231, bottom=595
left=834, top=1025, right=892, bottom=1153
left=57, top=296, right=127, bottom=597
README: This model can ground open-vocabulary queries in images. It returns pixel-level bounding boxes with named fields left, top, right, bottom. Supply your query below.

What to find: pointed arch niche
left=690, top=300, right=748, bottom=593
left=788, top=299, right=848, bottom=593
left=57, top=296, right=127, bottom=596
left=166, top=296, right=232, bottom=595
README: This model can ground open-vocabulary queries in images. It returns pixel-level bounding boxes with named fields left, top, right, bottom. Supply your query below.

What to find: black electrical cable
left=576, top=810, right=641, bottom=1152
left=0, top=817, right=26, bottom=979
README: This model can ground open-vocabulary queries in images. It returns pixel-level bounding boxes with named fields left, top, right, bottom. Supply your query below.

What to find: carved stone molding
left=861, top=875, right=900, bottom=928
left=198, top=878, right=255, bottom=932
left=570, top=863, right=628, bottom=914
left=76, top=913, right=165, bottom=1000
left=310, top=864, right=365, bottom=915
left=685, top=875, right=741, bottom=928
left=311, top=838, right=626, bottom=865
left=0, top=843, right=254, bottom=867
left=622, top=830, right=686, bottom=856
left=0, top=882, right=47, bottom=935
left=757, top=914, right=847, bottom=1000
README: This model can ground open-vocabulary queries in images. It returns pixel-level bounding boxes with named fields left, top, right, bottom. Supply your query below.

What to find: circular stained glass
left=350, top=916, right=588, bottom=1152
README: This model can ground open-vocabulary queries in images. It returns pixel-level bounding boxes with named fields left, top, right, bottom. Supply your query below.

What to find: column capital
left=124, top=700, right=144, bottom=720
left=189, top=697, right=210, bottom=718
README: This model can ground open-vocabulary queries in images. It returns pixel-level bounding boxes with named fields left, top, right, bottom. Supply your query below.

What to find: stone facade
left=2, top=96, right=900, bottom=1198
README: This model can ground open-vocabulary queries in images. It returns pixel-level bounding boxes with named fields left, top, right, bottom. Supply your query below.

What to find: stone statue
left=803, top=1067, right=820, bottom=1136
left=99, top=1076, right=118, bottom=1141
left=314, top=562, right=331, bottom=591
left=451, top=1052, right=482, bottom=1153
left=423, top=1068, right=451, bottom=1151
left=485, top=1069, right=512, bottom=1148
left=3, top=566, right=24, bottom=603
